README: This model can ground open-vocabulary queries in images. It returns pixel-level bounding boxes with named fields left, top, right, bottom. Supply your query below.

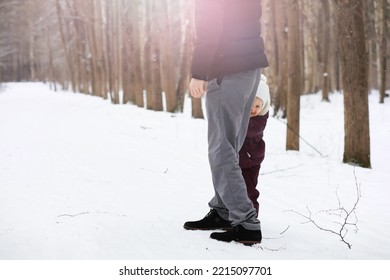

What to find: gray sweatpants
left=206, top=69, right=261, bottom=231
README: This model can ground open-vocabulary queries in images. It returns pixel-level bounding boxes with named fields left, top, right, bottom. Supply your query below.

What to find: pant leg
left=241, top=165, right=260, bottom=216
left=206, top=69, right=261, bottom=231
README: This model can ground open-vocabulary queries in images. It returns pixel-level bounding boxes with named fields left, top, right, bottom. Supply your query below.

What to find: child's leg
left=241, top=165, right=260, bottom=216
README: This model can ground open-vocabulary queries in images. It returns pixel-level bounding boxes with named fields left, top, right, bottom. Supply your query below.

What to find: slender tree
left=56, top=0, right=76, bottom=91
left=143, top=0, right=155, bottom=109
left=174, top=0, right=192, bottom=113
left=302, top=0, right=317, bottom=94
left=335, top=0, right=371, bottom=168
left=128, top=0, right=144, bottom=107
left=365, top=0, right=379, bottom=90
left=186, top=0, right=203, bottom=119
left=320, top=0, right=331, bottom=102
left=270, top=0, right=288, bottom=117
left=157, top=0, right=177, bottom=112
left=376, top=0, right=388, bottom=103
left=286, top=0, right=302, bottom=151
left=150, top=0, right=164, bottom=111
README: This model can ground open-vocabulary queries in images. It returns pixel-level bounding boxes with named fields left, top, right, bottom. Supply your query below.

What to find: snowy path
left=0, top=82, right=389, bottom=259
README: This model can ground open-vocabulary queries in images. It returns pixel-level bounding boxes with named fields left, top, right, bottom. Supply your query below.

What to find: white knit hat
left=256, top=74, right=270, bottom=116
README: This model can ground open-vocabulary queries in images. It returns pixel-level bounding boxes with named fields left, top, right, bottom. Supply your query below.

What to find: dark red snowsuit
left=239, top=113, right=268, bottom=216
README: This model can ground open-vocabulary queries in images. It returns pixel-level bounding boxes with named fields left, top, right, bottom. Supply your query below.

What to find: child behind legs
left=239, top=74, right=270, bottom=216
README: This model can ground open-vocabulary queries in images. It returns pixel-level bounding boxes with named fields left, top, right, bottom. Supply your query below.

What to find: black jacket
left=191, top=0, right=269, bottom=81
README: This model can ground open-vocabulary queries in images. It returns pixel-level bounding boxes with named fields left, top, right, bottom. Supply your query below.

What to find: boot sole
left=209, top=236, right=261, bottom=246
left=184, top=225, right=233, bottom=231
left=237, top=240, right=261, bottom=246
left=211, top=239, right=261, bottom=246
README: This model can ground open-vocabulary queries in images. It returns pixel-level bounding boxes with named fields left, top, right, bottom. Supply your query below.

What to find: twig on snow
left=280, top=225, right=290, bottom=235
left=57, top=211, right=127, bottom=219
left=286, top=168, right=361, bottom=249
left=57, top=211, right=91, bottom=218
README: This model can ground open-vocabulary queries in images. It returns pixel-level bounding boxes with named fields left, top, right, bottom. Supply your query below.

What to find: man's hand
left=189, top=78, right=207, bottom=98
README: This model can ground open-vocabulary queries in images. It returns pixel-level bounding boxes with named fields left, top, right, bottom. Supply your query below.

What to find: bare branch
left=286, top=168, right=361, bottom=249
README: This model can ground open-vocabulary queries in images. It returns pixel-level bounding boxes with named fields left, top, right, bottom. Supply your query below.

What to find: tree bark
left=273, top=0, right=288, bottom=118
left=320, top=0, right=331, bottom=102
left=175, top=1, right=192, bottom=113
left=364, top=0, right=379, bottom=90
left=150, top=0, right=163, bottom=111
left=143, top=0, right=155, bottom=110
left=56, top=0, right=76, bottom=92
left=376, top=0, right=387, bottom=103
left=335, top=0, right=371, bottom=168
left=158, top=0, right=177, bottom=112
left=129, top=0, right=144, bottom=107
left=286, top=0, right=302, bottom=151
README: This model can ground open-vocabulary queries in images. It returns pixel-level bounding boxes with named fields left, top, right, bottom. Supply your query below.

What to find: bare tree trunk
left=71, top=0, right=89, bottom=94
left=175, top=1, right=192, bottom=113
left=105, top=1, right=120, bottom=103
left=191, top=97, right=204, bottom=119
left=56, top=0, right=76, bottom=92
left=150, top=0, right=163, bottom=111
left=129, top=0, right=144, bottom=107
left=86, top=0, right=98, bottom=96
left=302, top=0, right=316, bottom=94
left=27, top=0, right=36, bottom=81
left=286, top=0, right=302, bottom=151
left=112, top=0, right=122, bottom=103
left=45, top=24, right=56, bottom=91
left=376, top=0, right=387, bottom=103
left=273, top=0, right=288, bottom=118
left=335, top=0, right=371, bottom=168
left=364, top=0, right=379, bottom=90
left=320, top=0, right=331, bottom=101
left=105, top=1, right=114, bottom=101
left=143, top=0, right=155, bottom=109
left=261, top=0, right=276, bottom=97
left=99, top=0, right=108, bottom=99
left=158, top=0, right=177, bottom=112
left=122, top=1, right=132, bottom=104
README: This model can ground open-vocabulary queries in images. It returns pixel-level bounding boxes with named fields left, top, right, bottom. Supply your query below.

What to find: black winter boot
left=184, top=209, right=232, bottom=230
left=210, top=225, right=262, bottom=246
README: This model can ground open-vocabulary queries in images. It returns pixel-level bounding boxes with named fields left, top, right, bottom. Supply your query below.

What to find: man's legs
left=206, top=69, right=261, bottom=231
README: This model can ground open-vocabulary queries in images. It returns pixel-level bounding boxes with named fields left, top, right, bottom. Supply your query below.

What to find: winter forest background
left=0, top=0, right=390, bottom=264
left=1, top=0, right=389, bottom=167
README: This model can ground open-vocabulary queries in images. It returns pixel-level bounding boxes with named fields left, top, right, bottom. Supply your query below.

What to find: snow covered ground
left=0, top=82, right=389, bottom=260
